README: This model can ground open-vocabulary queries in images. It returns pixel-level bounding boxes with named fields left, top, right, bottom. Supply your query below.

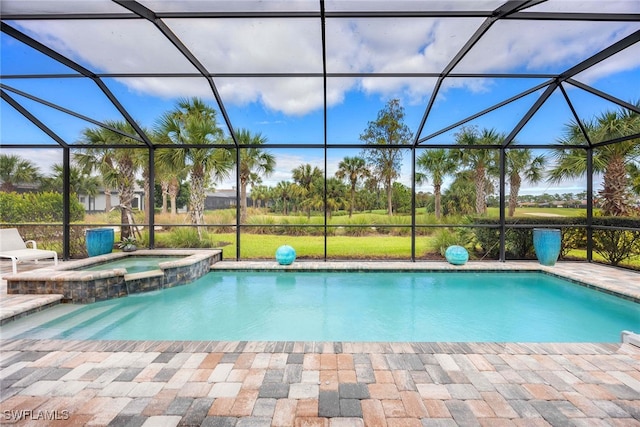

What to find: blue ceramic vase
left=86, top=228, right=114, bottom=257
left=533, top=228, right=561, bottom=266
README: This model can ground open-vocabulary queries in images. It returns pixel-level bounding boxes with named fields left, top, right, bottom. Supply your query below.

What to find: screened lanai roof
left=1, top=0, right=639, bottom=150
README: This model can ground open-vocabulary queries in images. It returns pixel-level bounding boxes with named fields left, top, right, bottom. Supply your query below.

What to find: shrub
left=431, top=228, right=471, bottom=256
left=504, top=228, right=534, bottom=259
left=472, top=225, right=501, bottom=258
left=0, top=192, right=85, bottom=256
left=165, top=227, right=213, bottom=248
left=561, top=227, right=587, bottom=258
left=472, top=216, right=587, bottom=260
left=0, top=192, right=84, bottom=223
left=470, top=215, right=640, bottom=267
left=205, top=209, right=236, bottom=233
left=245, top=216, right=276, bottom=234
left=283, top=217, right=312, bottom=236
left=592, top=217, right=640, bottom=266
left=343, top=216, right=372, bottom=236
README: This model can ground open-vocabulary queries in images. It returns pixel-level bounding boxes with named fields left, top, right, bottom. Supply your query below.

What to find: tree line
left=1, top=98, right=638, bottom=238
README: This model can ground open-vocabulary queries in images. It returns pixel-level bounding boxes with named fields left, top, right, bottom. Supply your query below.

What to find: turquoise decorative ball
left=275, top=245, right=296, bottom=265
left=445, top=245, right=469, bottom=265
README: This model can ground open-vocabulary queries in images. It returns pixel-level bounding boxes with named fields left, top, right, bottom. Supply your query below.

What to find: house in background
left=77, top=187, right=146, bottom=214
left=204, top=188, right=251, bottom=210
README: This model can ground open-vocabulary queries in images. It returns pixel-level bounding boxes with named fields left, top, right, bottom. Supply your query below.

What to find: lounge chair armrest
left=25, top=240, right=38, bottom=249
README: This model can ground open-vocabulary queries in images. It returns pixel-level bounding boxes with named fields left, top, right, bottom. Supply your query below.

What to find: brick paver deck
left=0, top=339, right=639, bottom=426
left=1, top=260, right=639, bottom=425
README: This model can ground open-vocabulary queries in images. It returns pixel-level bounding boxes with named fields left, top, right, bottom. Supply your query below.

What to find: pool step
left=0, top=304, right=83, bottom=340
left=84, top=306, right=144, bottom=340
left=28, top=305, right=119, bottom=340
left=55, top=305, right=145, bottom=339
left=0, top=293, right=64, bottom=325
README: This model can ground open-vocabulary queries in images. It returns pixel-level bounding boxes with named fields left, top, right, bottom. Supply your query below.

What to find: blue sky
left=1, top=1, right=639, bottom=196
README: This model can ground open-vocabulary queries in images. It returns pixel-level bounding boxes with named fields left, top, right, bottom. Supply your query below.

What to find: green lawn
left=85, top=208, right=638, bottom=266
left=486, top=207, right=587, bottom=218
left=215, top=233, right=437, bottom=259
left=565, top=249, right=640, bottom=269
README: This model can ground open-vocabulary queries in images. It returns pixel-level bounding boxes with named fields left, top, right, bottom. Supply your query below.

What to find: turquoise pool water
left=13, top=271, right=640, bottom=342
left=77, top=256, right=184, bottom=274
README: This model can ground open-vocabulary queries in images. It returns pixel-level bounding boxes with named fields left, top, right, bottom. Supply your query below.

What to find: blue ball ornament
left=445, top=245, right=469, bottom=265
left=275, top=245, right=296, bottom=265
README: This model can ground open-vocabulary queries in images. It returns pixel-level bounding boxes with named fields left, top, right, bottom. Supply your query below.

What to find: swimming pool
left=8, top=271, right=639, bottom=342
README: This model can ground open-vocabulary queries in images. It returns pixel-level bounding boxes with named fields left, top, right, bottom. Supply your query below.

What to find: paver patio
left=1, top=260, right=639, bottom=426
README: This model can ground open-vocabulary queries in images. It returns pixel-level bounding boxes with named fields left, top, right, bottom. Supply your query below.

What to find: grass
left=89, top=206, right=590, bottom=228
left=486, top=207, right=587, bottom=218
left=219, top=233, right=437, bottom=259
left=77, top=208, right=638, bottom=265
left=565, top=249, right=640, bottom=270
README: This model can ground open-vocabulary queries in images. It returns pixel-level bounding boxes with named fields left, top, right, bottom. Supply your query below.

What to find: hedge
left=0, top=192, right=84, bottom=223
left=470, top=216, right=639, bottom=266
left=0, top=192, right=86, bottom=255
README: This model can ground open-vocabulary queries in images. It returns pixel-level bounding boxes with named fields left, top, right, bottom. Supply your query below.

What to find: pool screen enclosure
left=1, top=0, right=639, bottom=262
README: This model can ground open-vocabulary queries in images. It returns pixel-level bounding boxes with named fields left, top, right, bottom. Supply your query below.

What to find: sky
left=1, top=0, right=639, bottom=196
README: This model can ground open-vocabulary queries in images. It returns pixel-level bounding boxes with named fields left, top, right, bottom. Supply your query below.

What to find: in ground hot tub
left=5, top=249, right=222, bottom=303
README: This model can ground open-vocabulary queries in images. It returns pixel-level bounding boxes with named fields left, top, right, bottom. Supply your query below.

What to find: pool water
left=78, top=256, right=184, bottom=274
left=11, top=271, right=640, bottom=342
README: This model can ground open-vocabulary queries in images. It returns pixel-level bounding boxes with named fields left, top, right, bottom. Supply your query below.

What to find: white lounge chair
left=0, top=228, right=58, bottom=274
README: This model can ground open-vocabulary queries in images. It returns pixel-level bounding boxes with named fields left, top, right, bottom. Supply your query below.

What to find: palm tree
left=442, top=171, right=476, bottom=216
left=629, top=163, right=640, bottom=198
left=361, top=175, right=382, bottom=211
left=42, top=164, right=100, bottom=202
left=416, top=149, right=457, bottom=220
left=292, top=164, right=323, bottom=218
left=74, top=143, right=116, bottom=213
left=325, top=177, right=348, bottom=219
left=0, top=154, right=41, bottom=192
left=132, top=138, right=151, bottom=226
left=299, top=175, right=325, bottom=218
left=74, top=121, right=143, bottom=238
left=236, top=129, right=275, bottom=223
left=155, top=98, right=233, bottom=237
left=359, top=99, right=413, bottom=215
left=548, top=105, right=640, bottom=216
left=453, top=126, right=500, bottom=215
left=274, top=181, right=302, bottom=215
left=506, top=149, right=546, bottom=217
left=335, top=156, right=369, bottom=218
left=250, top=184, right=270, bottom=208
left=154, top=148, right=182, bottom=215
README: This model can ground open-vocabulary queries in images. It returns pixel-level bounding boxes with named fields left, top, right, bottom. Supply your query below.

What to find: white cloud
left=256, top=120, right=286, bottom=125
left=453, top=20, right=639, bottom=74
left=216, top=77, right=326, bottom=116
left=1, top=148, right=61, bottom=175
left=17, top=20, right=197, bottom=74
left=575, top=44, right=640, bottom=85
left=13, top=12, right=639, bottom=117
left=527, top=0, right=640, bottom=13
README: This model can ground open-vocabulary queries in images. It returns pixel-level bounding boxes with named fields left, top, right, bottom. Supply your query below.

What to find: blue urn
left=275, top=245, right=296, bottom=265
left=86, top=228, right=114, bottom=257
left=445, top=245, right=469, bottom=265
left=533, top=228, right=561, bottom=266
